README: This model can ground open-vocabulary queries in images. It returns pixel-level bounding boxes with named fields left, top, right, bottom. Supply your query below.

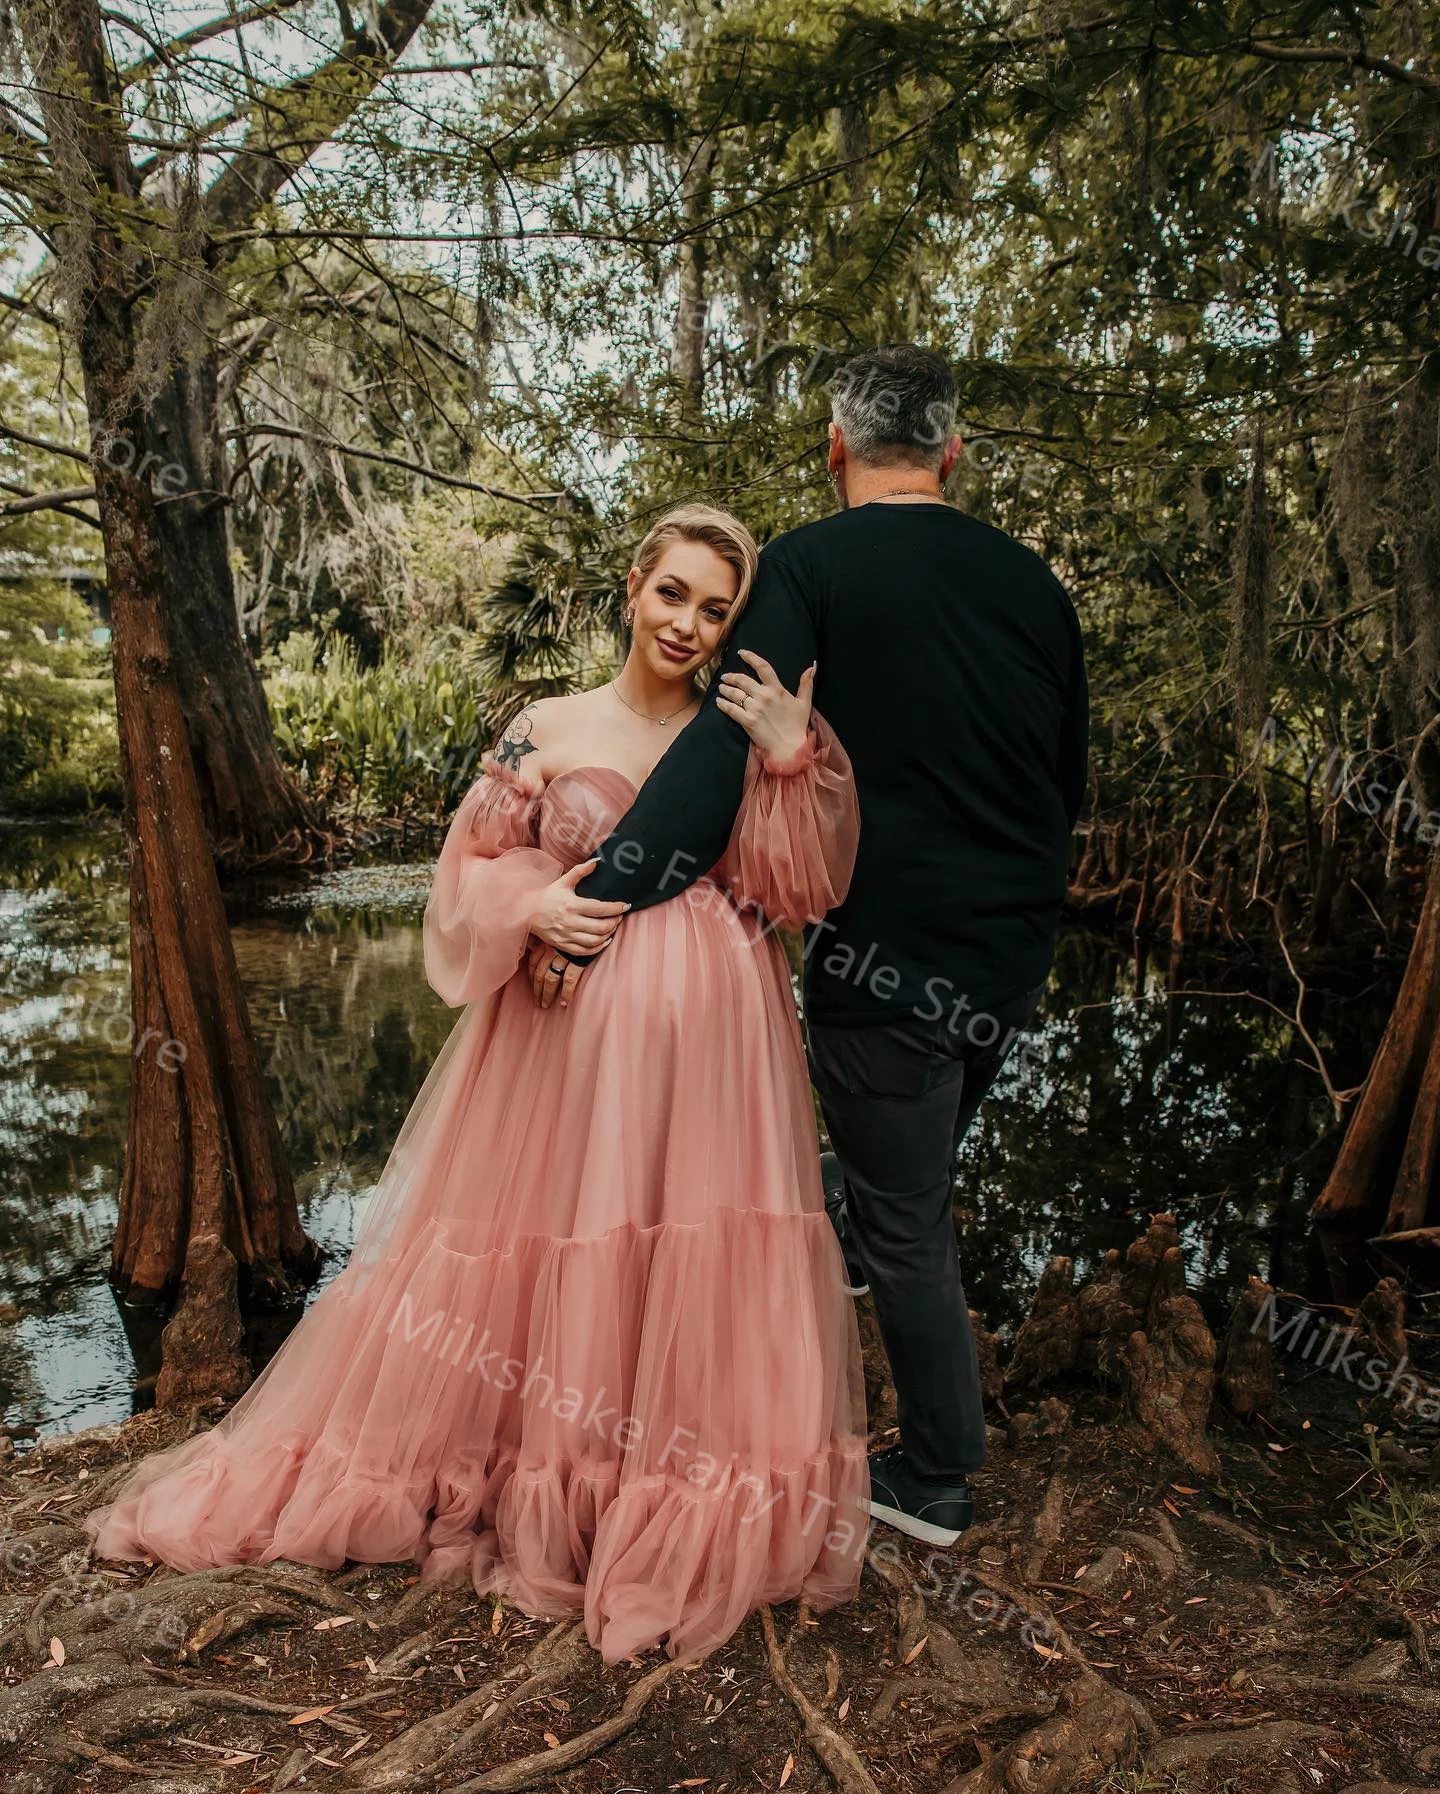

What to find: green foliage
left=264, top=631, right=492, bottom=821
left=1341, top=1474, right=1440, bottom=1571
left=0, top=583, right=119, bottom=814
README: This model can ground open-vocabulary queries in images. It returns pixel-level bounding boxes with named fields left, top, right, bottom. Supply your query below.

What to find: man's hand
left=526, top=938, right=588, bottom=1009
left=529, top=858, right=629, bottom=955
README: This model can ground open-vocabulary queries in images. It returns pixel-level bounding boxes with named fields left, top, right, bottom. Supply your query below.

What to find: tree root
left=939, top=1674, right=1145, bottom=1793
left=1254, top=1671, right=1440, bottom=1716
left=77, top=1684, right=301, bottom=1746
left=180, top=1595, right=307, bottom=1660
left=870, top=1674, right=1053, bottom=1723
left=443, top=1653, right=690, bottom=1794
left=760, top=1605, right=880, bottom=1794
left=0, top=1653, right=154, bottom=1745
left=353, top=1618, right=585, bottom=1788
left=1023, top=1471, right=1071, bottom=1583
left=1146, top=1719, right=1338, bottom=1771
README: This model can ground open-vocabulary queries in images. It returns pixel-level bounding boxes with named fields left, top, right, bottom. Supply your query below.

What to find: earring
left=624, top=605, right=635, bottom=625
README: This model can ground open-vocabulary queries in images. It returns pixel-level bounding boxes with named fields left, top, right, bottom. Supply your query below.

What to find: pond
left=0, top=821, right=1397, bottom=1438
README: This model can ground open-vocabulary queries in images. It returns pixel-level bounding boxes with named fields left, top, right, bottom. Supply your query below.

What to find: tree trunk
left=24, top=0, right=320, bottom=1405
left=1313, top=843, right=1440, bottom=1230
left=145, top=349, right=325, bottom=871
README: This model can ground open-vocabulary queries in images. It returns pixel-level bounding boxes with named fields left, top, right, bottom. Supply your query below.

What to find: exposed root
left=77, top=1684, right=300, bottom=1745
left=1253, top=1671, right=1440, bottom=1716
left=1147, top=1718, right=1338, bottom=1771
left=354, top=1619, right=585, bottom=1788
left=940, top=1674, right=1144, bottom=1793
left=1023, top=1472, right=1071, bottom=1583
left=1194, top=1507, right=1273, bottom=1553
left=761, top=1604, right=881, bottom=1794
left=443, top=1653, right=690, bottom=1793
left=180, top=1595, right=306, bottom=1660
left=0, top=1654, right=154, bottom=1745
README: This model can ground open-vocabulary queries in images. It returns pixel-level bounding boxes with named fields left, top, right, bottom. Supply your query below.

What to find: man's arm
left=575, top=539, right=820, bottom=916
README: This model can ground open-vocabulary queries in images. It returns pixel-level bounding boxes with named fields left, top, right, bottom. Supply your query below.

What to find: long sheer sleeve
left=424, top=761, right=562, bottom=1005
left=718, top=711, right=859, bottom=930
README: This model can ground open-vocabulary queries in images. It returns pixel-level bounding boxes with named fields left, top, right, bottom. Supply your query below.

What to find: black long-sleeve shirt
left=577, top=502, right=1088, bottom=1027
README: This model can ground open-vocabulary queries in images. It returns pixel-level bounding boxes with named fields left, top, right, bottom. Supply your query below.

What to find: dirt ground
left=3, top=1281, right=1439, bottom=1794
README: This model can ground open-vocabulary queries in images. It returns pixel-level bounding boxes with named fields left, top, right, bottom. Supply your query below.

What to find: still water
left=0, top=822, right=1391, bottom=1436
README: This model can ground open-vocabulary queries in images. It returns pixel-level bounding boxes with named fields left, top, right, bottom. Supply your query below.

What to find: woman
left=87, top=504, right=868, bottom=1666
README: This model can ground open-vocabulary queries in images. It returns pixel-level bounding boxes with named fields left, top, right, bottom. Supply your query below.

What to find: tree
left=1, top=0, right=440, bottom=866
left=10, top=0, right=321, bottom=1401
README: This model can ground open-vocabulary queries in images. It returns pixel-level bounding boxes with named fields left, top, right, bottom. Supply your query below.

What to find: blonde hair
left=630, top=504, right=758, bottom=635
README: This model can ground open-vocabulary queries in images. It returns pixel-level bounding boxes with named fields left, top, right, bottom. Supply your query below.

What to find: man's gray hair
left=830, top=343, right=959, bottom=469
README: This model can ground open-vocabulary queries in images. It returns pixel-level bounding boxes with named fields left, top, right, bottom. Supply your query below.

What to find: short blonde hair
left=631, top=504, right=758, bottom=634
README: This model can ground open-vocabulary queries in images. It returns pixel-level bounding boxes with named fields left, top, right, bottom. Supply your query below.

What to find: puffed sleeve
left=424, top=761, right=563, bottom=1005
left=717, top=711, right=859, bottom=930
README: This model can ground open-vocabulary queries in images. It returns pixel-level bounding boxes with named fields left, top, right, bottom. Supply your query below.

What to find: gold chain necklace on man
left=610, top=680, right=694, bottom=727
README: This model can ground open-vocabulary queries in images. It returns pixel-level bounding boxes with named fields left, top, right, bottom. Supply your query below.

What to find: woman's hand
left=716, top=651, right=816, bottom=762
left=528, top=858, right=629, bottom=955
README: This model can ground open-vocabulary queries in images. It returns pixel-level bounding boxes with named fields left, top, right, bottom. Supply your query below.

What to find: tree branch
left=113, top=0, right=310, bottom=87
left=1244, top=38, right=1440, bottom=94
left=0, top=482, right=98, bottom=517
left=0, top=422, right=91, bottom=465
left=201, top=0, right=435, bottom=243
left=223, top=423, right=568, bottom=511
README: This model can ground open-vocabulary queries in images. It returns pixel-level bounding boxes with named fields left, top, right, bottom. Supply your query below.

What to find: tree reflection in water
left=0, top=826, right=1397, bottom=1434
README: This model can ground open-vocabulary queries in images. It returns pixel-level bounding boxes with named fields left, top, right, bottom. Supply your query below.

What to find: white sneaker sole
left=861, top=1495, right=964, bottom=1546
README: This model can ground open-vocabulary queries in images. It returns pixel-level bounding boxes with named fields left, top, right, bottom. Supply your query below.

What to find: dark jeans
left=806, top=983, right=1043, bottom=1481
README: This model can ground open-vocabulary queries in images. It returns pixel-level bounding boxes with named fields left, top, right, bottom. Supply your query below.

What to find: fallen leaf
left=542, top=1731, right=561, bottom=1749
left=1184, top=1597, right=1208, bottom=1605
left=1031, top=1640, right=1061, bottom=1659
left=779, top=1754, right=795, bottom=1787
left=289, top=1705, right=338, bottom=1726
left=1267, top=1443, right=1287, bottom=1453
left=313, top=1615, right=357, bottom=1631
left=837, top=1696, right=850, bottom=1721
left=47, top=1637, right=64, bottom=1668
left=902, top=1635, right=928, bottom=1665
left=1170, top=1484, right=1198, bottom=1495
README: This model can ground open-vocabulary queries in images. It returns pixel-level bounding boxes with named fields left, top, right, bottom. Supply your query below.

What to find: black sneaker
left=862, top=1444, right=974, bottom=1546
left=820, top=1151, right=869, bottom=1296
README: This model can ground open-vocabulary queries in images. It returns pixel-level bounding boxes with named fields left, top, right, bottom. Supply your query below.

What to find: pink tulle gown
left=86, top=714, right=870, bottom=1664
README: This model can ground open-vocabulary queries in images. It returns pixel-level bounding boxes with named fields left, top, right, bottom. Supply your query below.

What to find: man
left=537, top=343, right=1087, bottom=1545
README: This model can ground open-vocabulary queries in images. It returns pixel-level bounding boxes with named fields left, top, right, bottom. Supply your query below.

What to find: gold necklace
left=610, top=680, right=695, bottom=727
left=872, top=488, right=944, bottom=502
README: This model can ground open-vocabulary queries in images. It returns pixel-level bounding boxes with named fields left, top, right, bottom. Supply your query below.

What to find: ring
left=550, top=959, right=565, bottom=974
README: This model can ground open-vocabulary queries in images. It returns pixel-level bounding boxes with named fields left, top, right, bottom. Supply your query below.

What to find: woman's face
left=626, top=540, right=739, bottom=684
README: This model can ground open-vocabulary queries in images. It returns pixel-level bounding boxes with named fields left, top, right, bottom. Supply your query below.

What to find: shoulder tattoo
left=494, top=706, right=538, bottom=771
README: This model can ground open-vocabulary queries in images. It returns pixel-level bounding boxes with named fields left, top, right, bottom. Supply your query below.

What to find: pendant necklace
left=610, top=681, right=694, bottom=727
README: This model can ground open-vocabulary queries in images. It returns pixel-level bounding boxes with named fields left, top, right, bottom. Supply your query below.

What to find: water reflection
left=0, top=825, right=1392, bottom=1434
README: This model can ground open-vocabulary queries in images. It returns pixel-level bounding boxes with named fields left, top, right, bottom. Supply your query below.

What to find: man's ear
left=827, top=422, right=845, bottom=477
left=939, top=433, right=963, bottom=483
